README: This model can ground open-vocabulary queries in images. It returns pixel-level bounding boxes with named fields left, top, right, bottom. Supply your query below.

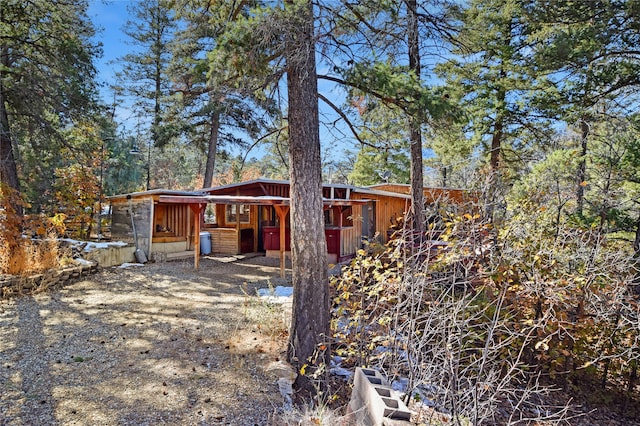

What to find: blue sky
left=86, top=0, right=354, bottom=161
left=88, top=0, right=137, bottom=133
left=88, top=0, right=130, bottom=87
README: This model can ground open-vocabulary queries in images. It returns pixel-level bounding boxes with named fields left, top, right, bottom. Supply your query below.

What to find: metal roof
left=158, top=194, right=371, bottom=206
left=108, top=189, right=198, bottom=200
left=110, top=178, right=466, bottom=202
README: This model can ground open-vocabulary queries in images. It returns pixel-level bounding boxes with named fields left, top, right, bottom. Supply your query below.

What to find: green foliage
left=436, top=0, right=556, bottom=174
left=526, top=0, right=640, bottom=116
left=102, top=134, right=146, bottom=196
left=349, top=145, right=409, bottom=186
left=425, top=118, right=477, bottom=188
left=208, top=2, right=284, bottom=85
left=340, top=61, right=451, bottom=124
left=0, top=0, right=101, bottom=201
left=346, top=101, right=411, bottom=185
left=118, top=0, right=176, bottom=149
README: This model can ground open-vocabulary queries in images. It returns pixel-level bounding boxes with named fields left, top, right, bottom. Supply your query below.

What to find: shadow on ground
left=0, top=255, right=291, bottom=425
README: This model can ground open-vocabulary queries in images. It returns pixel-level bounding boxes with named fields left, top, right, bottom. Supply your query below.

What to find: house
left=108, top=189, right=199, bottom=261
left=108, top=179, right=467, bottom=270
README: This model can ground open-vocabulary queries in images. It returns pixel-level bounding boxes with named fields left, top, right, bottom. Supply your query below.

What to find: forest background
left=1, top=0, right=639, bottom=230
left=2, top=0, right=640, bottom=422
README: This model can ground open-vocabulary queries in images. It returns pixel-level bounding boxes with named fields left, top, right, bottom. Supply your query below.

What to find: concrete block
left=349, top=367, right=412, bottom=425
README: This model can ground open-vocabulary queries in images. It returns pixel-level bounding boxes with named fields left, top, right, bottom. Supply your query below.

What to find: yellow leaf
left=300, top=364, right=307, bottom=375
left=535, top=341, right=549, bottom=351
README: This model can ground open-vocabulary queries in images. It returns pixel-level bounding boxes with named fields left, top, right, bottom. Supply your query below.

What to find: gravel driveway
left=0, top=255, right=292, bottom=426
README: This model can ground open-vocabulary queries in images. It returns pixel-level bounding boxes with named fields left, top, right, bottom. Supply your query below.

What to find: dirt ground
left=2, top=254, right=639, bottom=426
left=0, top=255, right=293, bottom=426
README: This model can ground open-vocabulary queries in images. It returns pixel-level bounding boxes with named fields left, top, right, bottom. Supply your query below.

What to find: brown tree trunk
left=632, top=212, right=640, bottom=296
left=489, top=118, right=503, bottom=172
left=407, top=0, right=425, bottom=234
left=576, top=119, right=589, bottom=216
left=202, top=110, right=220, bottom=189
left=0, top=47, right=20, bottom=195
left=489, top=64, right=507, bottom=174
left=284, top=0, right=330, bottom=392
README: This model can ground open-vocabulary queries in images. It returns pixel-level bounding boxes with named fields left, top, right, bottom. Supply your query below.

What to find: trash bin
left=199, top=232, right=211, bottom=255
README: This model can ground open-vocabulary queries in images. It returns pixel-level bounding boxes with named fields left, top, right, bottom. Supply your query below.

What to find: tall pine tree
left=0, top=0, right=100, bottom=209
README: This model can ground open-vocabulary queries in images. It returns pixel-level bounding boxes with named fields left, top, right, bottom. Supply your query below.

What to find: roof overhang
left=158, top=195, right=372, bottom=206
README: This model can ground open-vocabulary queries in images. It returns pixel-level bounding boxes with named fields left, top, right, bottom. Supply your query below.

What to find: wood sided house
left=108, top=179, right=466, bottom=272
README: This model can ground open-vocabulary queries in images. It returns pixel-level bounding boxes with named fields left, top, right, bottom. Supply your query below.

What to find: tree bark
left=284, top=0, right=330, bottom=392
left=202, top=110, right=220, bottom=188
left=489, top=117, right=503, bottom=172
left=632, top=211, right=640, bottom=296
left=0, top=46, right=20, bottom=195
left=407, top=0, right=425, bottom=234
left=576, top=118, right=589, bottom=216
left=489, top=65, right=507, bottom=173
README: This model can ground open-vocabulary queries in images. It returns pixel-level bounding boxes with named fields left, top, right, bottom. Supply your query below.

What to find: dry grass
left=271, top=404, right=348, bottom=426
left=0, top=234, right=65, bottom=276
left=0, top=185, right=67, bottom=276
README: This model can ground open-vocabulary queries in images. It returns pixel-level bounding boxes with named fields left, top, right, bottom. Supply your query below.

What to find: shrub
left=0, top=185, right=67, bottom=275
left=331, top=198, right=639, bottom=424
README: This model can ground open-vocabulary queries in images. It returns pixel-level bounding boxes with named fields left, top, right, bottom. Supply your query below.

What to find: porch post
left=274, top=204, right=289, bottom=279
left=189, top=203, right=206, bottom=269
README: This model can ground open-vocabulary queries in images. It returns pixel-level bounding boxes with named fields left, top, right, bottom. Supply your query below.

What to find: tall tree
left=406, top=0, right=425, bottom=233
left=118, top=0, right=176, bottom=189
left=347, top=100, right=411, bottom=185
left=0, top=0, right=100, bottom=203
left=284, top=0, right=330, bottom=391
left=207, top=0, right=330, bottom=391
left=437, top=0, right=551, bottom=180
left=318, top=0, right=453, bottom=230
left=525, top=0, right=640, bottom=215
left=169, top=1, right=280, bottom=188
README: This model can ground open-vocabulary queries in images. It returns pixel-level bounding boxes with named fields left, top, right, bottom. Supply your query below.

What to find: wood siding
left=370, top=184, right=467, bottom=204
left=352, top=193, right=409, bottom=243
left=153, top=203, right=191, bottom=239
left=208, top=228, right=238, bottom=254
left=206, top=205, right=259, bottom=254
left=340, top=204, right=363, bottom=257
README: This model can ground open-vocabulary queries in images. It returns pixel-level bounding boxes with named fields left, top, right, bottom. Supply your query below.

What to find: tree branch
left=317, top=74, right=405, bottom=110
left=317, top=92, right=376, bottom=148
left=240, top=125, right=287, bottom=168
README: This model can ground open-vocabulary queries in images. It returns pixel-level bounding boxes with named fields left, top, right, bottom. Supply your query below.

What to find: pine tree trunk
left=576, top=119, right=589, bottom=216
left=284, top=0, right=330, bottom=392
left=489, top=66, right=507, bottom=173
left=490, top=118, right=503, bottom=172
left=202, top=111, right=220, bottom=189
left=0, top=47, right=21, bottom=195
left=407, top=0, right=425, bottom=235
left=632, top=212, right=640, bottom=296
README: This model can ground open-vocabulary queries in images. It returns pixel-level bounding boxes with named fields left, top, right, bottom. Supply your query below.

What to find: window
left=226, top=204, right=250, bottom=223
left=205, top=204, right=217, bottom=224
left=324, top=209, right=334, bottom=226
left=324, top=206, right=353, bottom=227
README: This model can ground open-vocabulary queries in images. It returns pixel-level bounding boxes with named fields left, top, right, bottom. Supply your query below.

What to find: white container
left=199, top=232, right=211, bottom=255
